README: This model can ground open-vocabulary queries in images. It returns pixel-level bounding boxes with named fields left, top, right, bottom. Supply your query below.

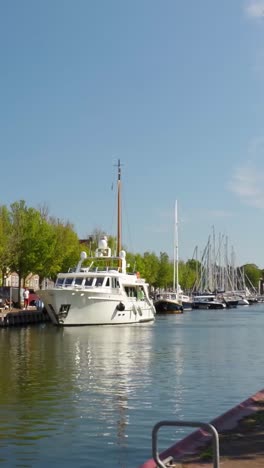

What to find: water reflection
left=1, top=307, right=264, bottom=467
left=0, top=323, right=157, bottom=467
left=62, top=325, right=155, bottom=452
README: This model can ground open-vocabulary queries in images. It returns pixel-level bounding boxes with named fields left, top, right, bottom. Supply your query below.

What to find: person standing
left=23, top=288, right=29, bottom=309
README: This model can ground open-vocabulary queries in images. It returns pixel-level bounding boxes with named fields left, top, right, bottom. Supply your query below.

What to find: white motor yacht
left=37, top=161, right=156, bottom=326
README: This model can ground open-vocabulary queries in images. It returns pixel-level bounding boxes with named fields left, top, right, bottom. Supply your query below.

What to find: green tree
left=142, top=252, right=160, bottom=286
left=32, top=218, right=58, bottom=285
left=243, top=264, right=261, bottom=290
left=46, top=219, right=81, bottom=281
left=181, top=259, right=200, bottom=291
left=0, top=205, right=12, bottom=284
left=8, top=201, right=53, bottom=304
left=132, top=253, right=145, bottom=276
left=6, top=202, right=81, bottom=305
left=156, top=252, right=172, bottom=290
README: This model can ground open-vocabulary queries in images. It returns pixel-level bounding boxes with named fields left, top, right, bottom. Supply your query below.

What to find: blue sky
left=1, top=0, right=264, bottom=267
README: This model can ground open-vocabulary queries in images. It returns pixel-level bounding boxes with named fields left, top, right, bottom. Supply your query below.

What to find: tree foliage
left=156, top=252, right=172, bottom=289
left=0, top=205, right=11, bottom=283
left=0, top=201, right=81, bottom=305
left=0, top=201, right=262, bottom=298
left=243, top=264, right=261, bottom=290
left=48, top=219, right=81, bottom=280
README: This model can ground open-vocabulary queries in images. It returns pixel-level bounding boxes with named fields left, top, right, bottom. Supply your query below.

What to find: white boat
left=37, top=161, right=156, bottom=326
left=237, top=296, right=250, bottom=306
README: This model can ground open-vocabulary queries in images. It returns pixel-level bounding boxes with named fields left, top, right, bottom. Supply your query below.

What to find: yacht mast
left=173, top=200, right=179, bottom=298
left=117, top=159, right=122, bottom=256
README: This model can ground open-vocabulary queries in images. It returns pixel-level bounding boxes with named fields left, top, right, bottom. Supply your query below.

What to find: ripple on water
left=0, top=308, right=264, bottom=466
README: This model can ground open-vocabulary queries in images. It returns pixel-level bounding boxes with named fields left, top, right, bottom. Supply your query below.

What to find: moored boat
left=192, top=294, right=226, bottom=310
left=154, top=200, right=192, bottom=315
left=37, top=161, right=156, bottom=326
left=154, top=293, right=184, bottom=314
left=216, top=293, right=239, bottom=308
left=178, top=290, right=193, bottom=310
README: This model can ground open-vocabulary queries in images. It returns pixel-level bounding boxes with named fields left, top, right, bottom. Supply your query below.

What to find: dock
left=0, top=307, right=51, bottom=327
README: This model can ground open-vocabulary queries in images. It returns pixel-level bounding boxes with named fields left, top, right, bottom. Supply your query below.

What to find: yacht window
left=112, top=278, right=120, bottom=288
left=65, top=277, right=74, bottom=286
left=124, top=286, right=137, bottom=297
left=56, top=278, right=64, bottom=287
left=105, top=277, right=110, bottom=287
left=95, top=277, right=104, bottom=287
left=74, top=278, right=83, bottom=286
left=84, top=277, right=94, bottom=287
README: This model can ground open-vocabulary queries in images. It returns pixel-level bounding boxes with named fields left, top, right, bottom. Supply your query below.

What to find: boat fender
left=117, top=302, right=125, bottom=311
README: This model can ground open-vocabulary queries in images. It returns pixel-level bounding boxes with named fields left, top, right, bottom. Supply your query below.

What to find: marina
left=0, top=304, right=264, bottom=467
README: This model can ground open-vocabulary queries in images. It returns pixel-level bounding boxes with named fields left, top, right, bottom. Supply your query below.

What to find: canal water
left=0, top=304, right=264, bottom=467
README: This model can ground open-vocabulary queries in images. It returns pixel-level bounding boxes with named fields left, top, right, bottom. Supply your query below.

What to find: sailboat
left=154, top=201, right=186, bottom=314
left=174, top=201, right=193, bottom=310
left=37, top=160, right=156, bottom=326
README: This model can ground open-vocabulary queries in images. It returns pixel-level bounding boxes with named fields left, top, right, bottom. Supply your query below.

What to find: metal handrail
left=152, top=420, right=220, bottom=468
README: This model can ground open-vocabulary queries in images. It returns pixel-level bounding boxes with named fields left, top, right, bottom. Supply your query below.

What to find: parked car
left=28, top=289, right=40, bottom=306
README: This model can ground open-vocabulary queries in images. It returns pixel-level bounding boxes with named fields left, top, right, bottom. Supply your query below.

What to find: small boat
left=237, top=296, right=249, bottom=306
left=178, top=290, right=193, bottom=310
left=173, top=201, right=193, bottom=310
left=216, top=293, right=239, bottom=308
left=222, top=297, right=239, bottom=308
left=154, top=201, right=191, bottom=315
left=37, top=161, right=156, bottom=326
left=192, top=294, right=226, bottom=310
left=154, top=293, right=184, bottom=314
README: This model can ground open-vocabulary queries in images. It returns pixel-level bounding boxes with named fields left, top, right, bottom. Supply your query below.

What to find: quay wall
left=0, top=309, right=51, bottom=327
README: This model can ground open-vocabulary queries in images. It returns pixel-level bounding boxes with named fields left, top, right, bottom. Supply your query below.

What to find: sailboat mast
left=117, top=159, right=122, bottom=256
left=173, top=200, right=179, bottom=296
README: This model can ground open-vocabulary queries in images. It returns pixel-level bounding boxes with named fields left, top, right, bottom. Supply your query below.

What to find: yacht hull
left=38, top=288, right=155, bottom=326
left=192, top=300, right=226, bottom=310
left=154, top=299, right=183, bottom=314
